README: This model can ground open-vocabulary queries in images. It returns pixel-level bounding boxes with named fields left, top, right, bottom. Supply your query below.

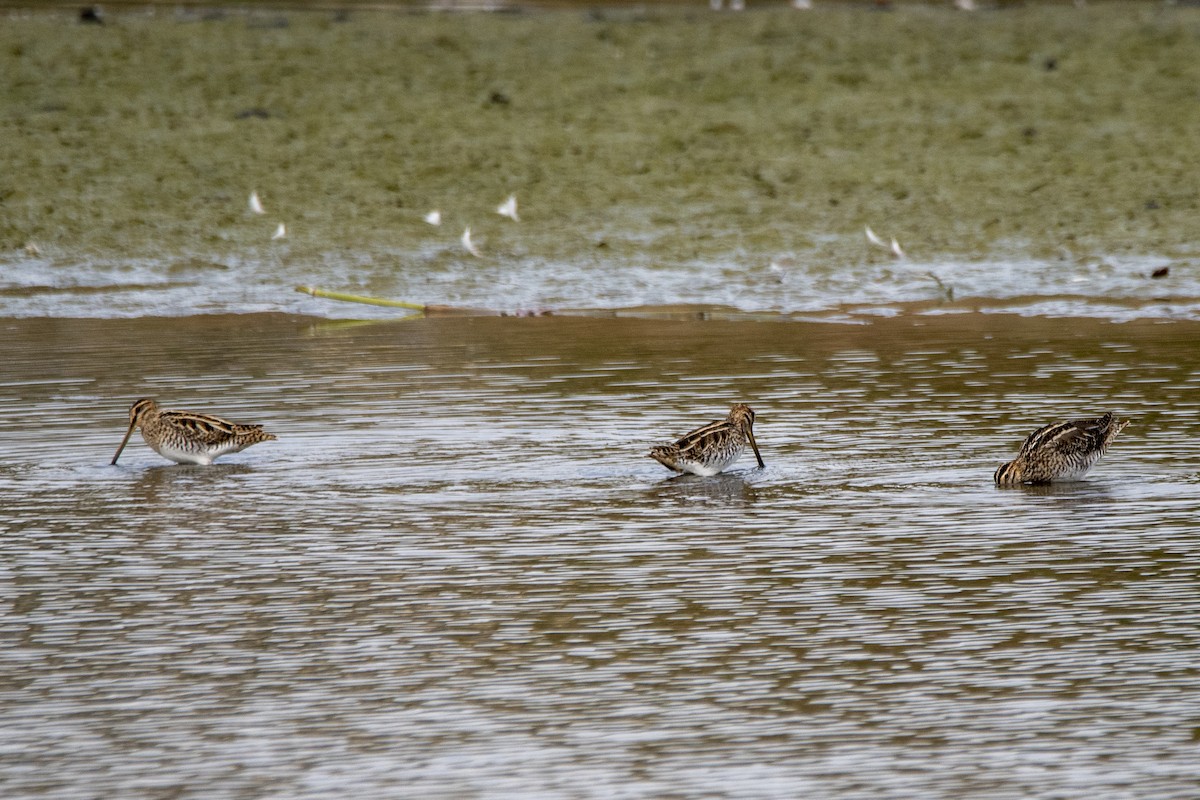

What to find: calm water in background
left=2, top=312, right=1199, bottom=798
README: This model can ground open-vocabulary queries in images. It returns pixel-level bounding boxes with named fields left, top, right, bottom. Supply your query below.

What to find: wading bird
left=649, top=404, right=765, bottom=476
left=994, top=412, right=1129, bottom=485
left=111, top=398, right=277, bottom=466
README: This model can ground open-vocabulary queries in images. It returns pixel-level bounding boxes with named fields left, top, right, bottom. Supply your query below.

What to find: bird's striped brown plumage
left=649, top=403, right=764, bottom=476
left=111, top=398, right=276, bottom=466
left=994, top=412, right=1128, bottom=485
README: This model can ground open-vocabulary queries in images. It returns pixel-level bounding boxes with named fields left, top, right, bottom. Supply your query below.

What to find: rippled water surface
left=3, top=312, right=1199, bottom=798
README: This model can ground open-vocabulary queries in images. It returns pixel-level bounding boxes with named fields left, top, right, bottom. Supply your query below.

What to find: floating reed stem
left=294, top=285, right=426, bottom=311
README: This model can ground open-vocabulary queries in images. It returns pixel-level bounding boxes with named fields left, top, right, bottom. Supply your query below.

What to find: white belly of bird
left=679, top=449, right=742, bottom=477
left=1054, top=464, right=1093, bottom=482
left=1056, top=451, right=1103, bottom=481
left=149, top=438, right=244, bottom=466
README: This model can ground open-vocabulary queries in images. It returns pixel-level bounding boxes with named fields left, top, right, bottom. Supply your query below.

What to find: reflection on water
left=2, top=313, right=1200, bottom=799
left=646, top=472, right=762, bottom=508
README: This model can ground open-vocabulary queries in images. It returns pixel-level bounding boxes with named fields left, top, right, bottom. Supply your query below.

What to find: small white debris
left=249, top=191, right=265, bottom=215
left=865, top=225, right=888, bottom=249
left=495, top=194, right=519, bottom=222
left=462, top=227, right=482, bottom=257
left=866, top=225, right=905, bottom=259
left=271, top=223, right=286, bottom=240
left=423, top=210, right=442, bottom=226
left=768, top=257, right=794, bottom=283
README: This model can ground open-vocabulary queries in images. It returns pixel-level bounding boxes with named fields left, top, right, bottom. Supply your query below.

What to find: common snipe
left=995, top=412, right=1129, bottom=485
left=649, top=403, right=764, bottom=476
left=111, top=398, right=277, bottom=466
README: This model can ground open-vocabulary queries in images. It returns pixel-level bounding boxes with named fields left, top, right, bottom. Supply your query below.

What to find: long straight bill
left=746, top=426, right=765, bottom=469
left=110, top=420, right=137, bottom=465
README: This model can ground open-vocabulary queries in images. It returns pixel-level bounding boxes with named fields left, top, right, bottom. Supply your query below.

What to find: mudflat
left=2, top=2, right=1198, bottom=270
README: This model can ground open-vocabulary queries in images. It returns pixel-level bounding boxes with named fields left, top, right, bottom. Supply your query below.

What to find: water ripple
left=2, top=313, right=1199, bottom=799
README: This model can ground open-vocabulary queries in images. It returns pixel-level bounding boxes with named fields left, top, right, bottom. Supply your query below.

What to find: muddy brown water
left=2, top=312, right=1199, bottom=798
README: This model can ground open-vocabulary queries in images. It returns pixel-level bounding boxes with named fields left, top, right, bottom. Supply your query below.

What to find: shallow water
left=3, top=312, right=1199, bottom=798
left=4, top=3, right=1200, bottom=796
